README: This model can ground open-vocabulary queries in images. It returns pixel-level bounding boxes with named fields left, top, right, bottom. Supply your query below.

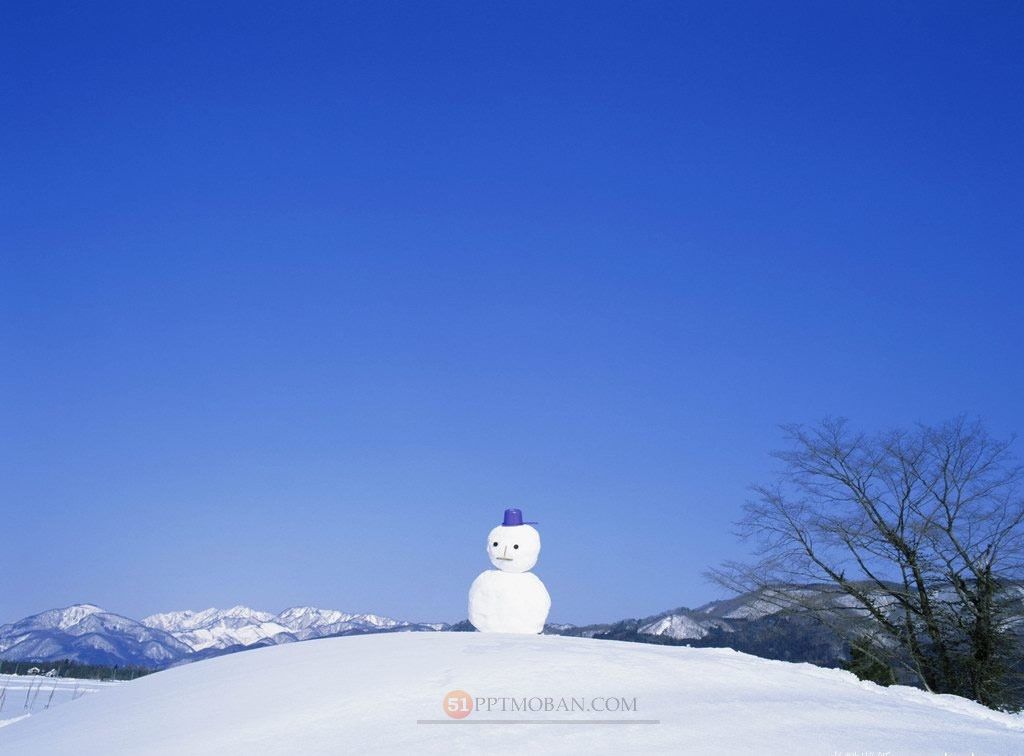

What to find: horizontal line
left=416, top=719, right=661, bottom=725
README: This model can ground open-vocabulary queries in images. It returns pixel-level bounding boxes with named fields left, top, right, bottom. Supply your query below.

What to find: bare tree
left=708, top=417, right=1024, bottom=709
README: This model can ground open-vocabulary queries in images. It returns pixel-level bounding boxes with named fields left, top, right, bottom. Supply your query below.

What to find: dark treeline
left=0, top=659, right=157, bottom=681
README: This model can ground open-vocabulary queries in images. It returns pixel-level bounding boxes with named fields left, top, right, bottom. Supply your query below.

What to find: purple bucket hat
left=501, top=508, right=538, bottom=527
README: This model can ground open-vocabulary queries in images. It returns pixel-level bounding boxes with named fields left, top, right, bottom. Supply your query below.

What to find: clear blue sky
left=2, top=2, right=1022, bottom=626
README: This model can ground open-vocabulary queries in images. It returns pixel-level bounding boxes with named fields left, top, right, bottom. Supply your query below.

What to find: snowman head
left=487, top=523, right=541, bottom=573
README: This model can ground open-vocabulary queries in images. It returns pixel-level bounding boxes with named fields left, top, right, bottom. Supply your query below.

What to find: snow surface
left=0, top=675, right=118, bottom=728
left=1, top=633, right=1022, bottom=755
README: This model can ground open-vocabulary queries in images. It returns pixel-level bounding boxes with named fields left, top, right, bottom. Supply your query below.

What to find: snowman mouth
left=496, top=556, right=514, bottom=561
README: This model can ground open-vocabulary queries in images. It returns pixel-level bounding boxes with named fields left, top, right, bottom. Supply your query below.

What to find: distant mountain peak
left=15, top=604, right=108, bottom=632
left=129, top=605, right=415, bottom=654
left=0, top=601, right=436, bottom=668
left=0, top=605, right=190, bottom=667
left=221, top=605, right=274, bottom=618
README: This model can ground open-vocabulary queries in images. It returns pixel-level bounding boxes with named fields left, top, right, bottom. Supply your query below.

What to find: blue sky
left=1, top=2, right=1022, bottom=626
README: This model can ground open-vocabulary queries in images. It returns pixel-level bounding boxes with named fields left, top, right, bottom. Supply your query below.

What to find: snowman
left=468, top=509, right=551, bottom=634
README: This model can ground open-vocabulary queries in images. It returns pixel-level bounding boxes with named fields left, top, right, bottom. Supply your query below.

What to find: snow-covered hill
left=0, top=633, right=1021, bottom=755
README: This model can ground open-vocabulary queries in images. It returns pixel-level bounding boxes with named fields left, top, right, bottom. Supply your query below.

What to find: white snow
left=0, top=604, right=106, bottom=652
left=141, top=607, right=291, bottom=651
left=0, top=674, right=118, bottom=729
left=273, top=607, right=402, bottom=639
left=639, top=613, right=710, bottom=639
left=0, top=633, right=1021, bottom=755
left=51, top=605, right=105, bottom=631
left=142, top=605, right=409, bottom=651
left=0, top=606, right=192, bottom=664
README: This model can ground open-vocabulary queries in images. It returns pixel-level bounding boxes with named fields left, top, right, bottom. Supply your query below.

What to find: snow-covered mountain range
left=142, top=605, right=429, bottom=652
left=556, top=590, right=792, bottom=642
left=0, top=604, right=448, bottom=667
left=7, top=585, right=1018, bottom=670
left=2, top=597, right=750, bottom=668
left=0, top=605, right=193, bottom=667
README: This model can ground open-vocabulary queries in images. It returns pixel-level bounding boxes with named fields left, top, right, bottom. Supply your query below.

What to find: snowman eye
left=492, top=542, right=498, bottom=547
left=513, top=544, right=519, bottom=549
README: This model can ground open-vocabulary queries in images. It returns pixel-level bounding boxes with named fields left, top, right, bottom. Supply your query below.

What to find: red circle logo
left=443, top=690, right=473, bottom=719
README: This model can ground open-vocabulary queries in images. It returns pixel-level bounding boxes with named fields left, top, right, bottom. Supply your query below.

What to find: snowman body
left=467, top=518, right=551, bottom=634
left=468, top=570, right=550, bottom=634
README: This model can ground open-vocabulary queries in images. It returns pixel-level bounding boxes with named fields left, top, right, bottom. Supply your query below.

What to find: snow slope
left=0, top=675, right=119, bottom=728
left=0, top=633, right=1021, bottom=756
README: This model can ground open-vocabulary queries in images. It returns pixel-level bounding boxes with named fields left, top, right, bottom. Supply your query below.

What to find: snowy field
left=0, top=675, right=118, bottom=729
left=0, top=633, right=1022, bottom=755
